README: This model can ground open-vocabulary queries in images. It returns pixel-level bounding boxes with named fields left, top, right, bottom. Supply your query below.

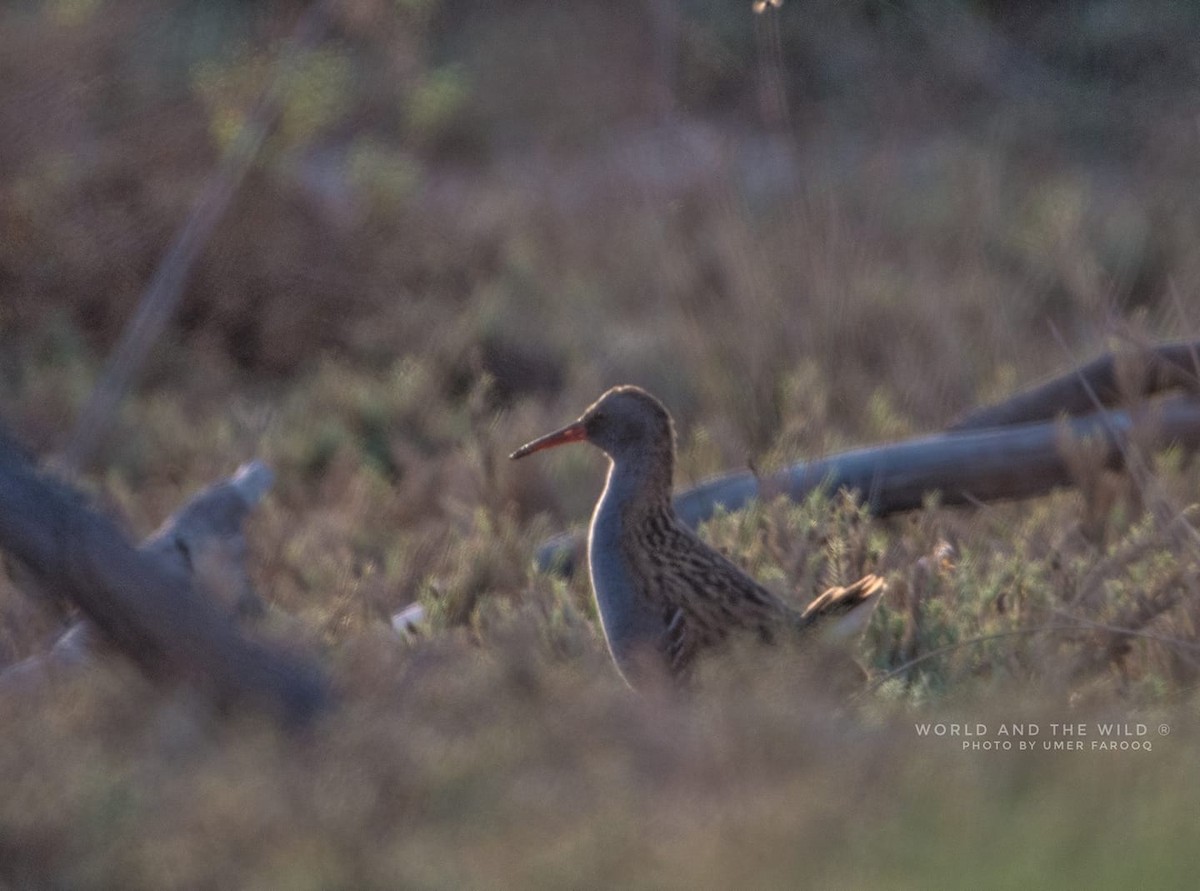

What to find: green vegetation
left=3, top=0, right=1200, bottom=887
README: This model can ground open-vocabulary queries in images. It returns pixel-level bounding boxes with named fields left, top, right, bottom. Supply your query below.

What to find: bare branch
left=59, top=2, right=332, bottom=473
left=950, top=339, right=1200, bottom=431
left=0, top=439, right=327, bottom=725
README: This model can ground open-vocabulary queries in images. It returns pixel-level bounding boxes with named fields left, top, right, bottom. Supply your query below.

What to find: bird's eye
left=592, top=411, right=606, bottom=423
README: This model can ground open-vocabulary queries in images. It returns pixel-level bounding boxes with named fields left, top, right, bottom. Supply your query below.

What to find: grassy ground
left=4, top=1, right=1200, bottom=887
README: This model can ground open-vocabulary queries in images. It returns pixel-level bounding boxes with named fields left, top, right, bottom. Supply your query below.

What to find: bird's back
left=618, top=505, right=795, bottom=674
left=615, top=504, right=885, bottom=681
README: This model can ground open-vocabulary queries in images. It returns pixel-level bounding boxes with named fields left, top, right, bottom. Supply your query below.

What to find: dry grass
left=4, top=1, right=1200, bottom=887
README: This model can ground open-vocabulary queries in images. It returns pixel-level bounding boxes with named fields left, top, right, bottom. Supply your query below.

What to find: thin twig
left=1053, top=609, right=1200, bottom=664
left=862, top=619, right=1200, bottom=696
left=58, top=2, right=331, bottom=474
left=861, top=626, right=1080, bottom=695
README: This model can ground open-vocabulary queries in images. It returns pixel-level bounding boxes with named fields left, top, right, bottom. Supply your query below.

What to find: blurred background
left=4, top=1, right=1200, bottom=887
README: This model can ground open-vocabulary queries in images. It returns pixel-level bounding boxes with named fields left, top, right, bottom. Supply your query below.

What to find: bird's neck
left=598, top=450, right=675, bottom=525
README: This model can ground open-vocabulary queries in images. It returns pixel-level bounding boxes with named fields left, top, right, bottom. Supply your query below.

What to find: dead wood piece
left=140, top=460, right=275, bottom=618
left=8, top=459, right=277, bottom=685
left=950, top=340, right=1200, bottom=431
left=0, top=441, right=327, bottom=725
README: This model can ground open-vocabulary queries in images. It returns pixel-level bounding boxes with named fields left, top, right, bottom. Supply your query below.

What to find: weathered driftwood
left=533, top=397, right=1200, bottom=576
left=0, top=440, right=327, bottom=725
left=950, top=340, right=1200, bottom=431
left=139, top=460, right=274, bottom=619
left=5, top=460, right=275, bottom=685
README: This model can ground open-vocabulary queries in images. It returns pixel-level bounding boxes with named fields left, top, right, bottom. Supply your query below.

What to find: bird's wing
left=662, top=605, right=700, bottom=678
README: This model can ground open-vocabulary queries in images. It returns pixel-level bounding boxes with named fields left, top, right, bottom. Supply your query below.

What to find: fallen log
left=5, top=460, right=276, bottom=681
left=950, top=340, right=1200, bottom=431
left=139, top=460, right=274, bottom=619
left=0, top=438, right=328, bottom=725
left=532, top=397, right=1200, bottom=576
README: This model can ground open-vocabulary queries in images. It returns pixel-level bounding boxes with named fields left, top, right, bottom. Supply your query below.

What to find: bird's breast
left=588, top=466, right=669, bottom=683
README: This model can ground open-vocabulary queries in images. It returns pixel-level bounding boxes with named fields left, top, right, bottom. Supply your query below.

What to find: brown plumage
left=512, top=386, right=885, bottom=687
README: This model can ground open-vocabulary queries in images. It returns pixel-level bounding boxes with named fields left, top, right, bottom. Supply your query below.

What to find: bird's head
left=510, top=385, right=676, bottom=465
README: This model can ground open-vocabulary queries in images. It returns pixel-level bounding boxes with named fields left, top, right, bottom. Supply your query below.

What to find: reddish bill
left=510, top=421, right=587, bottom=459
